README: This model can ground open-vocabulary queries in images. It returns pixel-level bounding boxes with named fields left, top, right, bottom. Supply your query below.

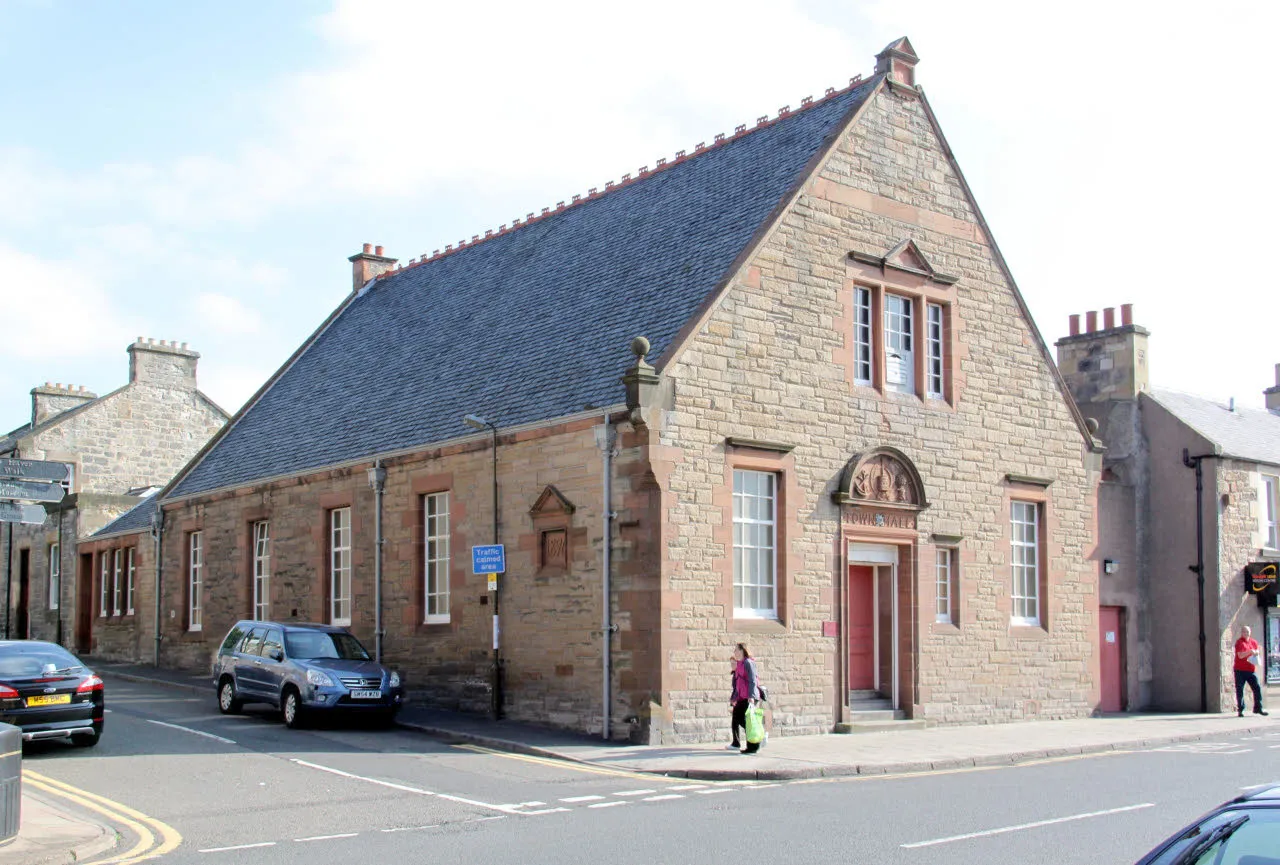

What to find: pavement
left=8, top=657, right=1275, bottom=861
left=0, top=786, right=116, bottom=865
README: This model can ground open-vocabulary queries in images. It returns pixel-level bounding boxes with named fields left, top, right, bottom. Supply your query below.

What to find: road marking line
left=521, top=807, right=571, bottom=815
left=199, top=842, right=277, bottom=853
left=452, top=743, right=674, bottom=781
left=667, top=785, right=707, bottom=791
left=295, top=833, right=359, bottom=842
left=145, top=719, right=236, bottom=744
left=289, top=758, right=524, bottom=815
left=641, top=794, right=684, bottom=802
left=560, top=795, right=605, bottom=803
left=381, top=825, right=441, bottom=833
left=901, top=803, right=1155, bottom=849
left=613, top=789, right=658, bottom=797
left=25, top=770, right=182, bottom=864
left=696, top=789, right=732, bottom=795
left=588, top=801, right=630, bottom=809
left=741, top=783, right=780, bottom=789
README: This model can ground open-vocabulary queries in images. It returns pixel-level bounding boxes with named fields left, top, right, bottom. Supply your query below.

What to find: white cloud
left=0, top=244, right=132, bottom=356
left=195, top=292, right=264, bottom=336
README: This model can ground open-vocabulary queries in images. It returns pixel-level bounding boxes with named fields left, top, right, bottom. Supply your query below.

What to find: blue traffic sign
left=472, top=544, right=506, bottom=575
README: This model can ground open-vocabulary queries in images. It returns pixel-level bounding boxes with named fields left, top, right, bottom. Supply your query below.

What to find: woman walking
left=727, top=643, right=761, bottom=753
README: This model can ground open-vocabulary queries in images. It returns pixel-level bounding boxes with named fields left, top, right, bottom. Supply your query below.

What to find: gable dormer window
left=847, top=238, right=958, bottom=404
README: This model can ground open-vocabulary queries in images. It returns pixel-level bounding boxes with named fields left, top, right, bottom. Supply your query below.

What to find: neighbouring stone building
left=147, top=39, right=1104, bottom=742
left=1057, top=309, right=1280, bottom=714
left=0, top=339, right=228, bottom=657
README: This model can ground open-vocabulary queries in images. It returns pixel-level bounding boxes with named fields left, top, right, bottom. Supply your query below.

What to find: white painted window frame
left=926, top=303, right=945, bottom=399
left=111, top=549, right=123, bottom=617
left=884, top=293, right=915, bottom=394
left=424, top=492, right=451, bottom=624
left=189, top=532, right=203, bottom=632
left=853, top=286, right=873, bottom=385
left=733, top=469, right=778, bottom=619
left=99, top=554, right=109, bottom=618
left=330, top=507, right=352, bottom=626
left=48, top=543, right=59, bottom=611
left=253, top=520, right=271, bottom=620
left=1011, top=501, right=1041, bottom=626
left=1264, top=474, right=1279, bottom=550
left=60, top=463, right=75, bottom=495
left=935, top=547, right=953, bottom=624
left=125, top=548, right=135, bottom=615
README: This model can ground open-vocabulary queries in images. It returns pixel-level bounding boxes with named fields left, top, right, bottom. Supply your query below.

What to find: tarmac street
left=8, top=674, right=1280, bottom=864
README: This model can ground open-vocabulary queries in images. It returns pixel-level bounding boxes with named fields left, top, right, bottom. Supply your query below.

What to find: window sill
left=930, top=621, right=960, bottom=635
left=1009, top=623, right=1048, bottom=639
left=730, top=618, right=787, bottom=635
left=415, top=620, right=454, bottom=635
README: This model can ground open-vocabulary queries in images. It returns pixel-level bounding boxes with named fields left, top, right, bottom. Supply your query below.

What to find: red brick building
left=134, top=39, right=1103, bottom=742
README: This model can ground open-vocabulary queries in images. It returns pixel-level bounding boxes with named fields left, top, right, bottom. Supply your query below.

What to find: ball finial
left=630, top=336, right=650, bottom=359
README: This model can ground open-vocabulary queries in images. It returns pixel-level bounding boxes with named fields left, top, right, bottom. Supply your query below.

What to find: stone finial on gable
left=621, top=335, right=660, bottom=415
left=875, top=36, right=919, bottom=87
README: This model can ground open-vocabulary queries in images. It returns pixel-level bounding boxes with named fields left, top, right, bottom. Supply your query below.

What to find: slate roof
left=1147, top=389, right=1280, bottom=468
left=171, top=77, right=880, bottom=498
left=94, top=496, right=157, bottom=538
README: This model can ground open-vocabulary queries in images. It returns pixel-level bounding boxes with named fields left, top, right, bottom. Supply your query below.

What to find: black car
left=1136, top=783, right=1280, bottom=864
left=0, top=641, right=103, bottom=746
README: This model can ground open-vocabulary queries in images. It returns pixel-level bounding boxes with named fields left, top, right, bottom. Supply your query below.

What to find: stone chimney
left=875, top=37, right=919, bottom=87
left=1055, top=303, right=1149, bottom=405
left=347, top=243, right=397, bottom=292
left=1266, top=364, right=1280, bottom=413
left=31, top=382, right=97, bottom=427
left=127, top=338, right=199, bottom=389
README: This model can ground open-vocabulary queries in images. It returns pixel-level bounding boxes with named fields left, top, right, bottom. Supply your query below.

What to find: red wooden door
left=848, top=565, right=875, bottom=690
left=1099, top=606, right=1125, bottom=712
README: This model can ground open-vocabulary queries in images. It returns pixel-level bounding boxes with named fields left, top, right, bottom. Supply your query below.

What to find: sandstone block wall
left=653, top=84, right=1099, bottom=741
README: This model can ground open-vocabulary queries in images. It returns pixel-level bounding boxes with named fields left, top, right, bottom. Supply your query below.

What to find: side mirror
left=269, top=648, right=284, bottom=662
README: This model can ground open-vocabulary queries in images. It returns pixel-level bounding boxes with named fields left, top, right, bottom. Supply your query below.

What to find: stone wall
left=1215, top=460, right=1277, bottom=712
left=79, top=531, right=153, bottom=663
left=650, top=83, right=1099, bottom=741
left=157, top=415, right=639, bottom=735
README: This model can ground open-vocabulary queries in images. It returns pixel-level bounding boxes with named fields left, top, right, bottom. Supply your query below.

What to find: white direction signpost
left=0, top=479, right=65, bottom=505
left=0, top=458, right=66, bottom=523
left=0, top=502, right=45, bottom=524
left=0, top=458, right=69, bottom=484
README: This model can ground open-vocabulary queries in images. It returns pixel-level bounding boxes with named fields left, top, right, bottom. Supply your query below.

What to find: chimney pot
left=375, top=245, right=384, bottom=256
left=1085, top=311, right=1098, bottom=333
left=1103, top=307, right=1116, bottom=329
left=1069, top=314, right=1081, bottom=336
left=1120, top=303, right=1133, bottom=326
left=363, top=243, right=372, bottom=254
left=54, top=383, right=62, bottom=390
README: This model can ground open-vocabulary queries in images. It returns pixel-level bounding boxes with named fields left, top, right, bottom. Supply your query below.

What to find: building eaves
left=1146, top=389, right=1280, bottom=468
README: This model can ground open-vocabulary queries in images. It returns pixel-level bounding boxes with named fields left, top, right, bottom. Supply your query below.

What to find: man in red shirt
left=1234, top=625, right=1268, bottom=717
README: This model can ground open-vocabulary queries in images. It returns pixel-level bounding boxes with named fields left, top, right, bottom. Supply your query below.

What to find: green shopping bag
left=745, top=703, right=765, bottom=744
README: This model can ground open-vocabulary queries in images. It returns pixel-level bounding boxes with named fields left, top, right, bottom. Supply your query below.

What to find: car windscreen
left=0, top=644, right=84, bottom=679
left=285, top=632, right=371, bottom=661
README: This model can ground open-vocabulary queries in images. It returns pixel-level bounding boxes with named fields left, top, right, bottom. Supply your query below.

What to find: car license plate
left=25, top=694, right=72, bottom=707
left=350, top=689, right=381, bottom=700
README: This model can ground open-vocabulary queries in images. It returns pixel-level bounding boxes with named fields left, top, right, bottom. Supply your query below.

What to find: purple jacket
left=731, top=658, right=759, bottom=702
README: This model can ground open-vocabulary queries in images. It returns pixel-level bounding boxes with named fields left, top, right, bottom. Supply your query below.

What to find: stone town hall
left=80, top=39, right=1103, bottom=743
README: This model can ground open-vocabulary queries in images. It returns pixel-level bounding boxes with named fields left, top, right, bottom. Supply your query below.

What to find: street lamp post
left=463, top=414, right=502, bottom=719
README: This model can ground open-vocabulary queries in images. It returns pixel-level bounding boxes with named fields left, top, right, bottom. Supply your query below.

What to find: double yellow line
left=23, top=770, right=182, bottom=863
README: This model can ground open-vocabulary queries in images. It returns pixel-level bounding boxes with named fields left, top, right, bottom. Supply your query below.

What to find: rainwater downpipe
left=152, top=504, right=164, bottom=667
left=370, top=460, right=386, bottom=663
left=601, top=410, right=616, bottom=740
left=1183, top=449, right=1210, bottom=714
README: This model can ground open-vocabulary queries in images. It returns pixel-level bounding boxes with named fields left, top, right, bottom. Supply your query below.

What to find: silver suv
left=212, top=620, right=403, bottom=729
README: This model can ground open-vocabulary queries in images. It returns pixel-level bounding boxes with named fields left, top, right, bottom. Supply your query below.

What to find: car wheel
left=72, top=729, right=100, bottom=748
left=282, top=688, right=305, bottom=729
left=217, top=678, right=243, bottom=714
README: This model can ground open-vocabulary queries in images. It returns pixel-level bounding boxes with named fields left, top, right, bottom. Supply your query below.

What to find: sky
left=1, top=0, right=1277, bottom=435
